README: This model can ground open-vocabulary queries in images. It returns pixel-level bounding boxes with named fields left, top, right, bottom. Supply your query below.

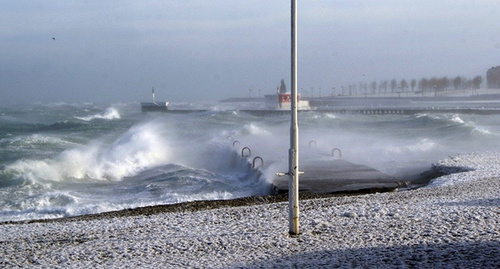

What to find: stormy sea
left=1, top=102, right=499, bottom=222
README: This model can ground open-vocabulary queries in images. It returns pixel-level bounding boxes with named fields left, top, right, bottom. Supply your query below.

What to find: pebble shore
left=1, top=152, right=499, bottom=268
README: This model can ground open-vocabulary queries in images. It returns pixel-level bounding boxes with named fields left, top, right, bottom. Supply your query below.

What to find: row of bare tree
left=341, top=75, right=483, bottom=96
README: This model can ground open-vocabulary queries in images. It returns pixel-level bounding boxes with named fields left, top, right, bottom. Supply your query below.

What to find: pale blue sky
left=1, top=0, right=500, bottom=104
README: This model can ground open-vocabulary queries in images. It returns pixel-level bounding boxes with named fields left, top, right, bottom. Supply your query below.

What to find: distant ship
left=141, top=87, right=169, bottom=112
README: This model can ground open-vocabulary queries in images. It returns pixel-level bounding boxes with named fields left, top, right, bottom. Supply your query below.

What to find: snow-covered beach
left=1, top=151, right=499, bottom=268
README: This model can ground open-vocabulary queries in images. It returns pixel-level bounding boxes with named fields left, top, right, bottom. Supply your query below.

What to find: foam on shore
left=0, top=152, right=499, bottom=268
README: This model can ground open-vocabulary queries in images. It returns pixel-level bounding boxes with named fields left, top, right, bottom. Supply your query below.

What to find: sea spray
left=6, top=120, right=171, bottom=182
left=94, top=121, right=171, bottom=180
left=75, top=107, right=121, bottom=121
left=0, top=110, right=276, bottom=221
left=2, top=103, right=500, bottom=222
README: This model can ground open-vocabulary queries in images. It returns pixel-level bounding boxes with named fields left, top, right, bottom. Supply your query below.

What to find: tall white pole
left=289, top=0, right=299, bottom=235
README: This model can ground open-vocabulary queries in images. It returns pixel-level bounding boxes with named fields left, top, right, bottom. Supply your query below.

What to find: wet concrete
left=273, top=159, right=415, bottom=194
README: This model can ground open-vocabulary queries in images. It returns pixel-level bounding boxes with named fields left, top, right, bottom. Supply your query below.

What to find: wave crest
left=6, top=121, right=171, bottom=182
left=75, top=107, right=121, bottom=121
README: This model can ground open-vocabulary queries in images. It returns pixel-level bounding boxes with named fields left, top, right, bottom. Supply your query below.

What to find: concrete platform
left=273, top=159, right=410, bottom=194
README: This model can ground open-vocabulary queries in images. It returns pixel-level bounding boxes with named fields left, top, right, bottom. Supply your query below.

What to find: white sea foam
left=75, top=107, right=121, bottom=121
left=243, top=123, right=272, bottom=136
left=387, top=138, right=437, bottom=154
left=325, top=113, right=336, bottom=119
left=0, top=134, right=73, bottom=150
left=450, top=115, right=465, bottom=124
left=472, top=125, right=492, bottom=135
left=6, top=121, right=171, bottom=182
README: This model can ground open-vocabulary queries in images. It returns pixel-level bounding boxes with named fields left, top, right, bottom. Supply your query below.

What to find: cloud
left=1, top=1, right=500, bottom=105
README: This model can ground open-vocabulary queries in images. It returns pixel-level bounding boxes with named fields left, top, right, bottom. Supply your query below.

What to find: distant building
left=487, top=66, right=500, bottom=89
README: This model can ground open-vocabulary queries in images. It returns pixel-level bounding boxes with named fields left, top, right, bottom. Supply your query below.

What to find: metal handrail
left=242, top=147, right=251, bottom=157
left=332, top=148, right=342, bottom=158
left=308, top=140, right=317, bottom=148
left=253, top=156, right=263, bottom=169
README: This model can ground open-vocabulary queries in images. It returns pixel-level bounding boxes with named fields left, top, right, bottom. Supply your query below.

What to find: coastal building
left=487, top=66, right=500, bottom=89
